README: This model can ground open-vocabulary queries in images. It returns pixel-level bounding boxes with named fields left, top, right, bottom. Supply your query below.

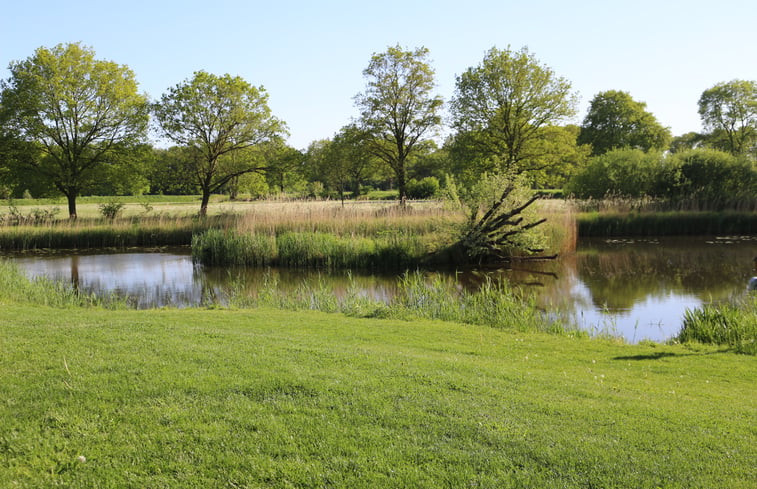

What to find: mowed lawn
left=0, top=304, right=755, bottom=488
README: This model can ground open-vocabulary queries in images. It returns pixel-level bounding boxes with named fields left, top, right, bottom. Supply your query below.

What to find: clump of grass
left=677, top=295, right=757, bottom=354
left=192, top=229, right=276, bottom=266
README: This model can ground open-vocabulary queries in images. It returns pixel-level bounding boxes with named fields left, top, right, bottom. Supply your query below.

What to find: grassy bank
left=1, top=277, right=755, bottom=487
left=577, top=210, right=757, bottom=237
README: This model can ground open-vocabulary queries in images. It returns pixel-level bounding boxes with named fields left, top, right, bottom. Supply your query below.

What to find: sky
left=2, top=0, right=756, bottom=150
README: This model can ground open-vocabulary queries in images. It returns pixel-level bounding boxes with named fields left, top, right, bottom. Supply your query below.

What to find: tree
left=355, top=45, right=442, bottom=205
left=698, top=80, right=757, bottom=157
left=153, top=71, right=286, bottom=216
left=262, top=141, right=304, bottom=194
left=578, top=90, right=671, bottom=155
left=669, top=131, right=705, bottom=154
left=450, top=46, right=578, bottom=176
left=149, top=146, right=200, bottom=195
left=0, top=43, right=149, bottom=218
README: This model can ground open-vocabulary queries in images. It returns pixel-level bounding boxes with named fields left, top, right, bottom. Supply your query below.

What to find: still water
left=7, top=236, right=756, bottom=343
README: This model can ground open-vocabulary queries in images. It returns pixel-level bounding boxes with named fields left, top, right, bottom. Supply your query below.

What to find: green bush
left=98, top=201, right=125, bottom=220
left=565, top=148, right=664, bottom=199
left=406, top=177, right=440, bottom=199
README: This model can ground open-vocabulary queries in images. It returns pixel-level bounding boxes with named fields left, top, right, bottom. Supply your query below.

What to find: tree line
left=1, top=42, right=755, bottom=220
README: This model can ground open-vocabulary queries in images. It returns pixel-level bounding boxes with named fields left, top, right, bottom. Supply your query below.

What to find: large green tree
left=153, top=71, right=286, bottom=216
left=578, top=90, right=671, bottom=155
left=0, top=42, right=149, bottom=218
left=450, top=46, right=578, bottom=176
left=698, top=80, right=757, bottom=157
left=355, top=45, right=442, bottom=205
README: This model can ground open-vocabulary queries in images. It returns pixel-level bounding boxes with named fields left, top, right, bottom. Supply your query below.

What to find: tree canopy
left=153, top=70, right=286, bottom=215
left=698, top=80, right=757, bottom=157
left=355, top=45, right=442, bottom=205
left=0, top=42, right=149, bottom=218
left=577, top=90, right=671, bottom=155
left=450, top=46, right=578, bottom=176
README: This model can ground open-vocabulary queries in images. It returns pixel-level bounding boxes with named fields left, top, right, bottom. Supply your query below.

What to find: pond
left=6, top=236, right=756, bottom=343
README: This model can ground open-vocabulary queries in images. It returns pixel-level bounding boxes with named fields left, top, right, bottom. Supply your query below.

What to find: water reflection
left=6, top=236, right=756, bottom=343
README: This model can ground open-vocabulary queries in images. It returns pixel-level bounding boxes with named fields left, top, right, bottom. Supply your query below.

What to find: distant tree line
left=1, top=42, right=755, bottom=220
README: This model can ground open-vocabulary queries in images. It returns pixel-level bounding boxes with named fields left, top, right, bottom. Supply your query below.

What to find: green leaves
left=578, top=90, right=672, bottom=155
left=698, top=80, right=757, bottom=156
left=153, top=71, right=287, bottom=215
left=0, top=43, right=149, bottom=218
left=355, top=45, right=442, bottom=203
left=450, top=46, right=578, bottom=175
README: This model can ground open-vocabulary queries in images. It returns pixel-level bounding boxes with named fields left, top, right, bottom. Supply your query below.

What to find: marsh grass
left=678, top=295, right=757, bottom=354
left=578, top=211, right=757, bottom=237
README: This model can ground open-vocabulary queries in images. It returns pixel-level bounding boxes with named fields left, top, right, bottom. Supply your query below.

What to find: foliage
left=669, top=131, right=705, bottom=153
left=578, top=90, right=671, bottom=155
left=698, top=79, right=757, bottom=157
left=148, top=146, right=200, bottom=195
left=460, top=172, right=548, bottom=261
left=97, top=201, right=125, bottom=221
left=262, top=140, right=305, bottom=194
left=671, top=148, right=757, bottom=206
left=565, top=148, right=667, bottom=199
left=406, top=176, right=439, bottom=199
left=153, top=71, right=286, bottom=215
left=567, top=148, right=757, bottom=209
left=355, top=45, right=443, bottom=204
left=0, top=42, right=149, bottom=219
left=450, top=46, right=578, bottom=178
left=678, top=295, right=756, bottom=354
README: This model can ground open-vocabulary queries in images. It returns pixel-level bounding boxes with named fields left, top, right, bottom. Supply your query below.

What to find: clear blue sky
left=2, top=0, right=756, bottom=150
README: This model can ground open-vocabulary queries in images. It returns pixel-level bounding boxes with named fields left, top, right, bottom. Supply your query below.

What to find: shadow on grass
left=614, top=349, right=729, bottom=361
left=613, top=352, right=679, bottom=361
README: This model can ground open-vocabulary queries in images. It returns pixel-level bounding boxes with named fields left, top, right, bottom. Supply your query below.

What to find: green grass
left=1, top=266, right=756, bottom=487
left=678, top=295, right=757, bottom=354
left=577, top=210, right=757, bottom=236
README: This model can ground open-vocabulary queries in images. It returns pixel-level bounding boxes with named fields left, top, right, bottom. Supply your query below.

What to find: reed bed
left=192, top=229, right=433, bottom=270
left=577, top=211, right=757, bottom=237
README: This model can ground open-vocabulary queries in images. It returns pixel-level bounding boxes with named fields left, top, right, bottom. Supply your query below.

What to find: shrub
left=565, top=148, right=664, bottom=199
left=98, top=201, right=125, bottom=220
left=406, top=177, right=440, bottom=199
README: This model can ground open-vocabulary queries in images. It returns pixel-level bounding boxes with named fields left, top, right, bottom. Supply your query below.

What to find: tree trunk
left=199, top=188, right=211, bottom=217
left=66, top=193, right=78, bottom=220
left=397, top=165, right=408, bottom=207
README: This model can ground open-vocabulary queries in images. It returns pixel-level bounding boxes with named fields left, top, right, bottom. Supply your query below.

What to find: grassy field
left=1, top=273, right=755, bottom=487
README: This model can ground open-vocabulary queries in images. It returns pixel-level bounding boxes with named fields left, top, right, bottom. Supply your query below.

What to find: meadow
left=0, top=264, right=755, bottom=488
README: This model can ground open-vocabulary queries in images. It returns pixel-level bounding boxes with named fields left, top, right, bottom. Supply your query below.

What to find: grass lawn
left=1, top=303, right=755, bottom=488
